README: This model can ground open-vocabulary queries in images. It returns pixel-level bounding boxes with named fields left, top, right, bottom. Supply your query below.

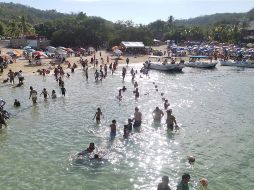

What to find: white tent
left=121, top=41, right=145, bottom=48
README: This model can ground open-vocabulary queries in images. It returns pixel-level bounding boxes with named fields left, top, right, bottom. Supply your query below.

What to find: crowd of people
left=0, top=50, right=208, bottom=190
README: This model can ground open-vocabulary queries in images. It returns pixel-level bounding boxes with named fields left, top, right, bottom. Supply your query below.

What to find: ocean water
left=0, top=65, right=254, bottom=190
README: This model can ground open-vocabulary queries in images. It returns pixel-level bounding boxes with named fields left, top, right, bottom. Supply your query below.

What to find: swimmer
left=188, top=156, right=195, bottom=165
left=177, top=173, right=190, bottom=190
left=199, top=178, right=208, bottom=189
left=29, top=86, right=37, bottom=104
left=90, top=154, right=102, bottom=160
left=157, top=176, right=171, bottom=190
left=110, top=120, right=117, bottom=139
left=134, top=81, right=138, bottom=88
left=51, top=90, right=57, bottom=99
left=164, top=99, right=170, bottom=110
left=152, top=107, right=164, bottom=121
left=61, top=86, right=66, bottom=96
left=123, top=125, right=129, bottom=138
left=122, top=86, right=127, bottom=92
left=132, top=107, right=142, bottom=128
left=13, top=99, right=20, bottom=107
left=78, top=143, right=96, bottom=156
left=40, top=88, right=50, bottom=100
left=166, top=109, right=178, bottom=131
left=93, top=108, right=103, bottom=124
left=66, top=73, right=70, bottom=78
left=0, top=111, right=7, bottom=128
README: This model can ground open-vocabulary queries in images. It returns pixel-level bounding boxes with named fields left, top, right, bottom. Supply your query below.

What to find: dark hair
left=162, top=176, right=169, bottom=182
left=182, top=173, right=190, bottom=180
left=112, top=120, right=116, bottom=123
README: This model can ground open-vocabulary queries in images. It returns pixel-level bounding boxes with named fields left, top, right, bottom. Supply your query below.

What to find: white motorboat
left=144, top=56, right=184, bottom=72
left=220, top=60, right=254, bottom=68
left=185, top=56, right=217, bottom=68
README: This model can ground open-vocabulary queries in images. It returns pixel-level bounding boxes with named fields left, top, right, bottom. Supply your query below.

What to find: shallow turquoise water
left=0, top=65, right=254, bottom=190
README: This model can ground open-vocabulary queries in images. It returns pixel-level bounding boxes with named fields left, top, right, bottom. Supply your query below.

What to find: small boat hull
left=220, top=60, right=254, bottom=68
left=184, top=62, right=217, bottom=68
left=144, top=62, right=184, bottom=72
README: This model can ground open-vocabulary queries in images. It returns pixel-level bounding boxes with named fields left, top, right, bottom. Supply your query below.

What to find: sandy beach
left=0, top=45, right=168, bottom=80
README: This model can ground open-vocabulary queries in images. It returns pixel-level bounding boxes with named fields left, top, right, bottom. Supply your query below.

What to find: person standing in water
left=13, top=99, right=21, bottom=107
left=132, top=107, right=142, bottom=128
left=29, top=86, right=37, bottom=104
left=93, top=108, right=103, bottom=124
left=61, top=85, right=66, bottom=96
left=153, top=107, right=164, bottom=121
left=51, top=90, right=57, bottom=99
left=122, top=67, right=127, bottom=81
left=85, top=67, right=89, bottom=80
left=40, top=88, right=50, bottom=100
left=177, top=173, right=190, bottom=190
left=166, top=109, right=178, bottom=131
left=157, top=176, right=171, bottom=190
left=110, top=120, right=117, bottom=139
left=164, top=99, right=170, bottom=110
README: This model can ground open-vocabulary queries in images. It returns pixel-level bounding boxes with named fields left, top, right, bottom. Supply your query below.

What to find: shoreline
left=0, top=46, right=166, bottom=80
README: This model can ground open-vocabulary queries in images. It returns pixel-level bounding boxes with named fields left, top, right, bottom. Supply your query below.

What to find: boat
left=184, top=56, right=217, bottom=68
left=220, top=60, right=254, bottom=68
left=143, top=56, right=184, bottom=72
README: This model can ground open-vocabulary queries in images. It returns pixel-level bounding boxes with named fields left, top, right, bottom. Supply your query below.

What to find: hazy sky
left=2, top=0, right=254, bottom=24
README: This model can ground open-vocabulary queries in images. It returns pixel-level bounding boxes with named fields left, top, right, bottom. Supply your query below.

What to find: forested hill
left=176, top=8, right=254, bottom=26
left=0, top=2, right=68, bottom=25
left=0, top=2, right=253, bottom=26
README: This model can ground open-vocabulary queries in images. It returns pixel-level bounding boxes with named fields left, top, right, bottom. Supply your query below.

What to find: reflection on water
left=0, top=65, right=254, bottom=189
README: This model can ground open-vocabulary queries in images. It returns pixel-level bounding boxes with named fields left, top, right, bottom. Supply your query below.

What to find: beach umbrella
left=33, top=51, right=48, bottom=58
left=66, top=48, right=74, bottom=52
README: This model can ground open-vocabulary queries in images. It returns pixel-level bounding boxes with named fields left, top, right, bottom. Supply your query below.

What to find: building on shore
left=119, top=41, right=145, bottom=54
left=10, top=35, right=50, bottom=49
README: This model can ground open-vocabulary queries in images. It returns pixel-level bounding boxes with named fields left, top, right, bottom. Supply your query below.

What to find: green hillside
left=0, top=2, right=68, bottom=25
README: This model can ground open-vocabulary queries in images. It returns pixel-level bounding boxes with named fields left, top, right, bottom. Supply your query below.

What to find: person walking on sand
left=29, top=86, right=37, bottom=104
left=93, top=108, right=103, bottom=124
left=8, top=69, right=15, bottom=84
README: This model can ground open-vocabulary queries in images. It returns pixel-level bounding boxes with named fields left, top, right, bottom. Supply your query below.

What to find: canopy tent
left=120, top=41, right=145, bottom=48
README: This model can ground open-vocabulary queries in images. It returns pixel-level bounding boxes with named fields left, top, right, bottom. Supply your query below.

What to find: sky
left=1, top=0, right=254, bottom=24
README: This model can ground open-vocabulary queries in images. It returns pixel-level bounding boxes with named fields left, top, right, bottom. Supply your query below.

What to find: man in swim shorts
left=29, top=86, right=37, bottom=104
left=132, top=107, right=142, bottom=128
left=166, top=109, right=177, bottom=131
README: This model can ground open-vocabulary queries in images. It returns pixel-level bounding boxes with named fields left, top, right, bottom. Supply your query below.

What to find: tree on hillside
left=0, top=21, right=4, bottom=36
